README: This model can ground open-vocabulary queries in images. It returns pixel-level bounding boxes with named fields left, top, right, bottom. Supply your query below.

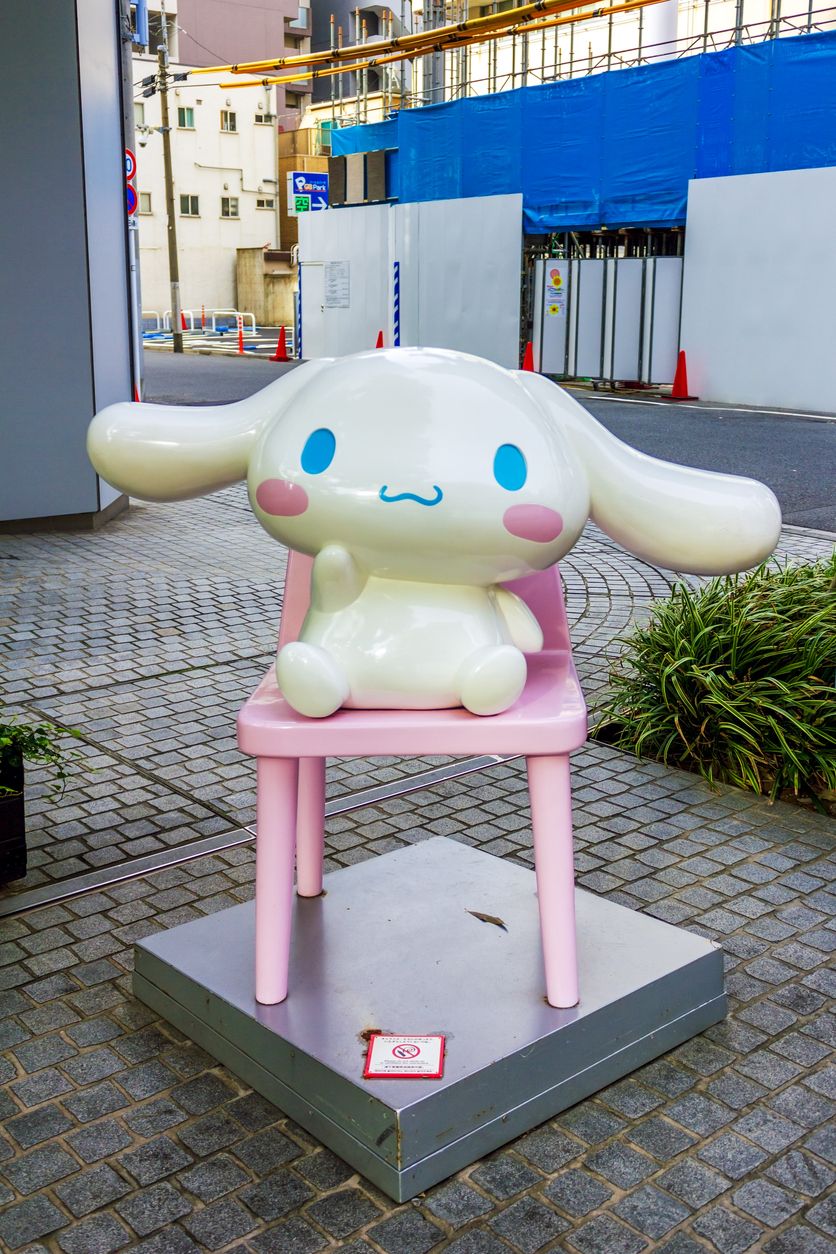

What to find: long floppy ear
left=87, top=360, right=330, bottom=502
left=514, top=372, right=781, bottom=575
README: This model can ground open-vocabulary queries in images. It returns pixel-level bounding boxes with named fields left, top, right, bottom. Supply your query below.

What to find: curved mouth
left=379, top=485, right=444, bottom=507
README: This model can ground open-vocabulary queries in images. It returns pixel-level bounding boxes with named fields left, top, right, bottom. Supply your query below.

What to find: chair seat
left=237, top=650, right=588, bottom=759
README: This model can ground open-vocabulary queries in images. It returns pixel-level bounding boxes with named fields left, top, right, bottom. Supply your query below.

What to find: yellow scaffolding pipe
left=219, top=0, right=665, bottom=90
left=192, top=0, right=601, bottom=76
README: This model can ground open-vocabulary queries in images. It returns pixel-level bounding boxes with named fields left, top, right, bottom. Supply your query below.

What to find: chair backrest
left=277, top=551, right=572, bottom=652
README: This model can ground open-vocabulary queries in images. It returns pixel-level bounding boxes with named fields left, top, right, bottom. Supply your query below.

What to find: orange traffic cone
left=375, top=330, right=385, bottom=349
left=237, top=316, right=245, bottom=355
left=134, top=384, right=141, bottom=403
left=521, top=341, right=535, bottom=372
left=670, top=350, right=697, bottom=400
left=271, top=327, right=289, bottom=362
left=180, top=311, right=188, bottom=332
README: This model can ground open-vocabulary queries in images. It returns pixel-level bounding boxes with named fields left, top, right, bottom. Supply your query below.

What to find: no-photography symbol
left=392, top=1043, right=421, bottom=1060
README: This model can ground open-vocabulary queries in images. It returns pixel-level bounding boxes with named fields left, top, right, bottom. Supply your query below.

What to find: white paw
left=459, top=646, right=527, bottom=716
left=276, top=643, right=350, bottom=718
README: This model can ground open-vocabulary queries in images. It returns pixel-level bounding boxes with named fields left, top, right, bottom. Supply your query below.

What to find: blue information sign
left=289, top=170, right=329, bottom=211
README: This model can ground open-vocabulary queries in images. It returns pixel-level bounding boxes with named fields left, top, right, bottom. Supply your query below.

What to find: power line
left=175, top=24, right=230, bottom=64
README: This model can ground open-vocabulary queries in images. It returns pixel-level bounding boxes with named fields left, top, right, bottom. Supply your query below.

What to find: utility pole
left=158, top=8, right=184, bottom=352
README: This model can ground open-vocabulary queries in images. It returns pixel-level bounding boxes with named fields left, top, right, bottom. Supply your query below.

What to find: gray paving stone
left=66, top=1119, right=133, bottom=1164
left=305, top=1188, right=382, bottom=1238
left=425, top=1190, right=497, bottom=1238
left=182, top=1198, right=256, bottom=1249
left=697, top=1132, right=767, bottom=1179
left=293, top=1148, right=354, bottom=1190
left=54, top=1163, right=132, bottom=1217
left=233, top=1126, right=300, bottom=1172
left=691, top=1204, right=763, bottom=1254
left=370, top=1208, right=445, bottom=1254
left=516, top=1127, right=583, bottom=1172
left=128, top=1225, right=202, bottom=1254
left=567, top=1212, right=649, bottom=1254
left=732, top=1179, right=803, bottom=1226
left=806, top=1195, right=836, bottom=1237
left=116, top=1180, right=193, bottom=1235
left=612, top=1184, right=691, bottom=1240
left=765, top=1148, right=834, bottom=1197
left=445, top=1232, right=508, bottom=1254
left=249, top=1216, right=329, bottom=1253
left=12, top=1033, right=78, bottom=1071
left=238, top=1166, right=313, bottom=1220
left=2, top=1143, right=80, bottom=1194
left=559, top=1104, right=628, bottom=1143
left=658, top=1159, right=730, bottom=1208
left=11, top=1067, right=73, bottom=1106
left=0, top=1193, right=67, bottom=1250
left=544, top=1167, right=613, bottom=1217
left=57, top=1212, right=132, bottom=1254
left=666, top=1093, right=734, bottom=1136
left=7, top=1103, right=73, bottom=1149
left=63, top=1080, right=128, bottom=1123
left=732, top=1109, right=804, bottom=1153
left=586, top=1143, right=656, bottom=1188
left=171, top=1071, right=237, bottom=1114
left=627, top=1117, right=697, bottom=1160
left=118, top=1136, right=193, bottom=1185
left=763, top=1226, right=836, bottom=1254
left=470, top=1155, right=542, bottom=1199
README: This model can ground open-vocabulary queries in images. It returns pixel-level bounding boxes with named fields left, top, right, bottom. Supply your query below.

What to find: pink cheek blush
left=503, top=505, right=563, bottom=543
left=255, top=479, right=309, bottom=517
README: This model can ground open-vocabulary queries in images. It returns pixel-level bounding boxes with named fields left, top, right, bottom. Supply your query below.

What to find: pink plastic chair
left=237, top=553, right=588, bottom=1008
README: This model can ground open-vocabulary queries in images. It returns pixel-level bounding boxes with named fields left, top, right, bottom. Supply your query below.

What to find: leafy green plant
left=0, top=718, right=83, bottom=800
left=596, top=555, right=836, bottom=807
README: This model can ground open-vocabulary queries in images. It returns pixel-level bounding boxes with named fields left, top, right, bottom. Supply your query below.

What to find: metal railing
left=326, top=4, right=835, bottom=119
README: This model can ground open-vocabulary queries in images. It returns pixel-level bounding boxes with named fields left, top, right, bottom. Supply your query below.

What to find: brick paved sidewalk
left=0, top=493, right=834, bottom=1252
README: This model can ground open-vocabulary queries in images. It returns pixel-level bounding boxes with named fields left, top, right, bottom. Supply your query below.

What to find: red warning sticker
left=363, top=1034, right=445, bottom=1080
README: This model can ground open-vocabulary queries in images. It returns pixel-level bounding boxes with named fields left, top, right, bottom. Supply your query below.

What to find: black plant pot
left=0, top=752, right=27, bottom=884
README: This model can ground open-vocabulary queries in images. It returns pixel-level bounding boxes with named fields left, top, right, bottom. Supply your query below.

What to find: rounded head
left=248, top=347, right=589, bottom=583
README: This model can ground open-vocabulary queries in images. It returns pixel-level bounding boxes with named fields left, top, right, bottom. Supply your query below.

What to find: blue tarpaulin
left=332, top=33, right=836, bottom=231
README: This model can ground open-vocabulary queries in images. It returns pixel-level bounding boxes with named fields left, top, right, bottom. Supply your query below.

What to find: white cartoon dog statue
left=87, top=348, right=781, bottom=718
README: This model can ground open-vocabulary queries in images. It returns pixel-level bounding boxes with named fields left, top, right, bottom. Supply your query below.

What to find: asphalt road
left=142, top=351, right=836, bottom=531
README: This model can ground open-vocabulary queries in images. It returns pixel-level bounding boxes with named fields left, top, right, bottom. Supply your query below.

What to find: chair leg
left=296, top=756, right=326, bottom=898
left=255, top=757, right=299, bottom=1005
left=527, top=754, right=579, bottom=1009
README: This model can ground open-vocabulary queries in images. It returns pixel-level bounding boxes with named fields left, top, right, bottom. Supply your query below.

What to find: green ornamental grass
left=597, top=554, right=836, bottom=806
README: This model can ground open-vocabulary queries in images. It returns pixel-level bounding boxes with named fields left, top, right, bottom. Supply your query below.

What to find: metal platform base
left=134, top=837, right=725, bottom=1201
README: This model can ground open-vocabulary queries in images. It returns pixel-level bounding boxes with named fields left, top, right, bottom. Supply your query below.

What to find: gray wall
left=0, top=0, right=132, bottom=524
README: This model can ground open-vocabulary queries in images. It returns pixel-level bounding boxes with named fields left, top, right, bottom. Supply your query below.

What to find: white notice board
left=324, top=261, right=350, bottom=309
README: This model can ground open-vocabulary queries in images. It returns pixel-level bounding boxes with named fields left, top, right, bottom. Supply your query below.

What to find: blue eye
left=301, top=428, right=335, bottom=474
left=493, top=444, right=527, bottom=491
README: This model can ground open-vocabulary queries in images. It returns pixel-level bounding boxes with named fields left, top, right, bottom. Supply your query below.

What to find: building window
left=220, top=110, right=237, bottom=132
left=256, top=197, right=275, bottom=210
left=221, top=197, right=239, bottom=218
left=180, top=194, right=199, bottom=216
left=134, top=102, right=145, bottom=127
left=285, top=92, right=302, bottom=110
left=148, top=11, right=177, bottom=57
left=139, top=191, right=152, bottom=214
left=255, top=113, right=275, bottom=125
left=177, top=106, right=195, bottom=129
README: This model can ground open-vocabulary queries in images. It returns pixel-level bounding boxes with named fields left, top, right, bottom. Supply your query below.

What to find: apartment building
left=131, top=0, right=310, bottom=312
